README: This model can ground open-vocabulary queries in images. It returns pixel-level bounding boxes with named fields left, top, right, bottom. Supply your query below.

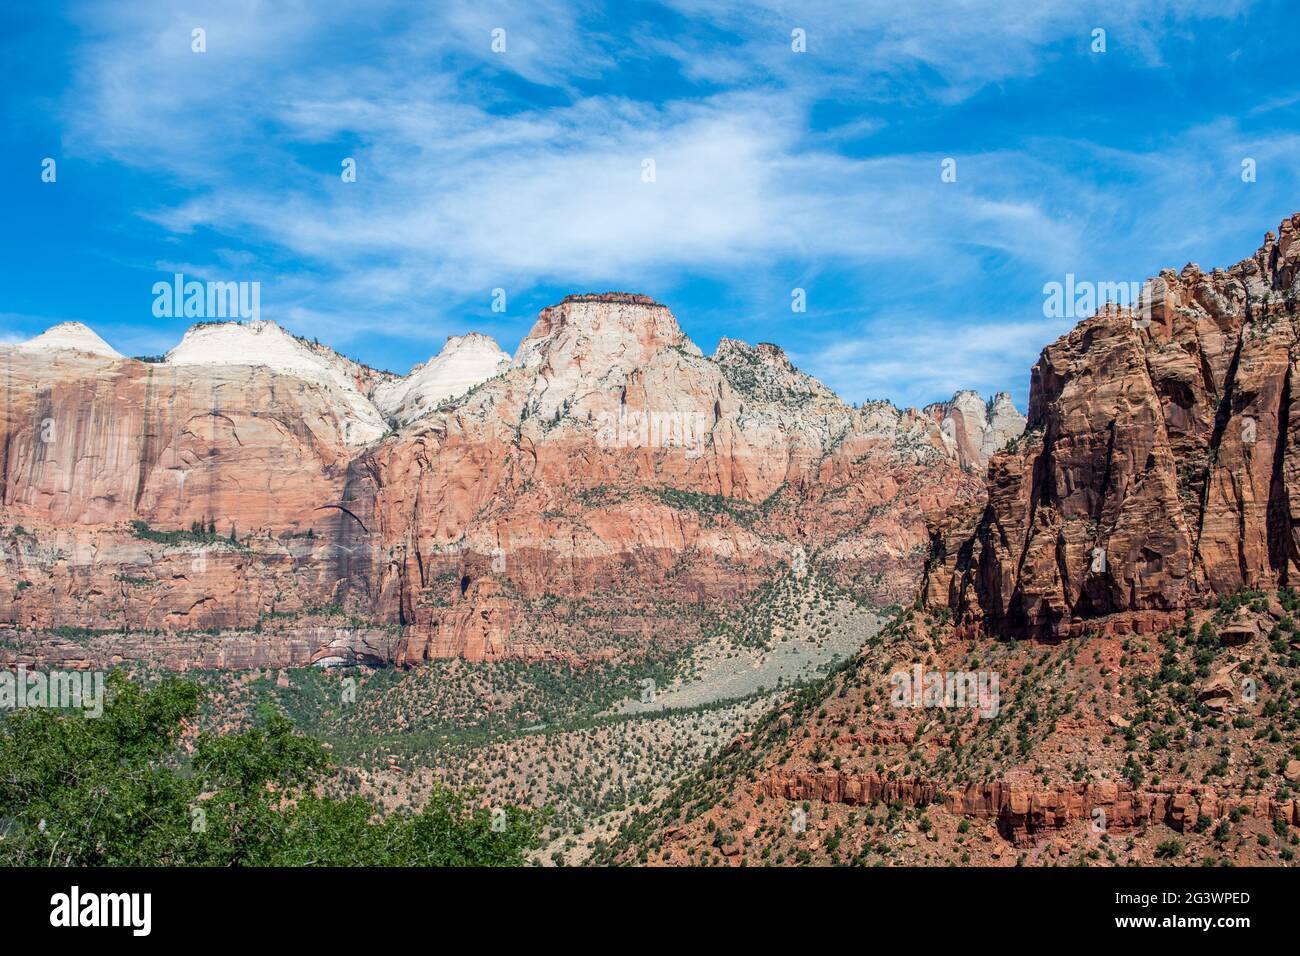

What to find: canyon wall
left=925, top=214, right=1300, bottom=638
left=0, top=295, right=988, bottom=666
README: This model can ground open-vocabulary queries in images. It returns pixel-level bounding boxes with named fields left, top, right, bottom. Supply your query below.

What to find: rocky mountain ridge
left=14, top=322, right=122, bottom=359
left=372, top=333, right=510, bottom=427
left=925, top=391, right=1026, bottom=472
left=1, top=294, right=1003, bottom=665
left=925, top=212, right=1300, bottom=639
left=602, top=213, right=1300, bottom=868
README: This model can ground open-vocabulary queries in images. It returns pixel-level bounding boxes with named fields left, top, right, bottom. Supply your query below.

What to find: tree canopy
left=0, top=673, right=540, bottom=866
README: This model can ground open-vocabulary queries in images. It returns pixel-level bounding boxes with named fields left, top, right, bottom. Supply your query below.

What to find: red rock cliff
left=1, top=297, right=985, bottom=665
left=925, top=213, right=1300, bottom=637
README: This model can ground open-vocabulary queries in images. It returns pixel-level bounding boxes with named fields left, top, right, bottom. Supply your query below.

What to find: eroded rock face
left=336, top=294, right=981, bottom=661
left=165, top=319, right=389, bottom=445
left=372, top=333, right=508, bottom=426
left=764, top=771, right=1298, bottom=846
left=612, top=218, right=1300, bottom=867
left=925, top=391, right=1026, bottom=471
left=1, top=293, right=981, bottom=666
left=925, top=213, right=1300, bottom=638
left=0, top=346, right=369, bottom=636
left=0, top=350, right=357, bottom=529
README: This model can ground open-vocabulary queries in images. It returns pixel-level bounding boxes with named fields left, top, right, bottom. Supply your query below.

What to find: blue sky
left=1, top=0, right=1298, bottom=410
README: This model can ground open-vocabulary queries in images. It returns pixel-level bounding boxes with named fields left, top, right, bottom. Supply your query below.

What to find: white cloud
left=67, top=0, right=1243, bottom=311
left=53, top=0, right=1289, bottom=403
left=807, top=314, right=1074, bottom=411
left=656, top=0, right=1253, bottom=97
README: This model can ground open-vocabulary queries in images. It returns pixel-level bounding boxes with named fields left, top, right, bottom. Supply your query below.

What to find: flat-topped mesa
left=559, top=292, right=666, bottom=307
left=513, top=291, right=699, bottom=369
left=924, top=212, right=1300, bottom=640
left=508, top=292, right=704, bottom=423
left=13, top=322, right=122, bottom=359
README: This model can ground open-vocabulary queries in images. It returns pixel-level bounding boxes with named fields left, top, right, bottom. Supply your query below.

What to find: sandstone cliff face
left=334, top=294, right=981, bottom=662
left=925, top=214, right=1300, bottom=638
left=0, top=295, right=981, bottom=666
left=925, top=390, right=1025, bottom=471
left=763, top=770, right=1299, bottom=847
left=0, top=345, right=366, bottom=636
left=372, top=333, right=509, bottom=426
left=165, top=319, right=389, bottom=445
left=1, top=353, right=359, bottom=529
left=608, top=217, right=1300, bottom=867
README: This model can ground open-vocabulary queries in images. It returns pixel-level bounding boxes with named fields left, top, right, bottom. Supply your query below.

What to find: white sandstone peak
left=933, top=390, right=1026, bottom=470
left=165, top=320, right=386, bottom=445
left=989, top=392, right=1018, bottom=414
left=512, top=294, right=701, bottom=371
left=373, top=333, right=509, bottom=426
left=506, top=294, right=706, bottom=424
left=166, top=320, right=322, bottom=374
left=15, top=322, right=122, bottom=358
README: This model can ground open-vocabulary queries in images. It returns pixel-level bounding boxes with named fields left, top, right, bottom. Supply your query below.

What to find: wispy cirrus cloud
left=804, top=315, right=1075, bottom=410
left=6, top=0, right=1292, bottom=405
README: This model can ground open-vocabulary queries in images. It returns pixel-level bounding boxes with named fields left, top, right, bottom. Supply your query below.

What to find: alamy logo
left=50, top=886, right=151, bottom=936
left=0, top=667, right=104, bottom=718
left=1043, top=275, right=1166, bottom=323
left=595, top=408, right=709, bottom=458
left=151, top=272, right=260, bottom=320
left=889, top=664, right=1000, bottom=719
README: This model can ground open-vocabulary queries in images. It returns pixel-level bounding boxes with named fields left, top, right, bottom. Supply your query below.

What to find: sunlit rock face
left=925, top=213, right=1300, bottom=639
left=925, top=390, right=1026, bottom=472
left=0, top=292, right=982, bottom=665
left=373, top=333, right=509, bottom=427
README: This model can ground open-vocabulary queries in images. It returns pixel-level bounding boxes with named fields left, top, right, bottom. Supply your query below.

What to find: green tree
left=0, top=674, right=540, bottom=867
